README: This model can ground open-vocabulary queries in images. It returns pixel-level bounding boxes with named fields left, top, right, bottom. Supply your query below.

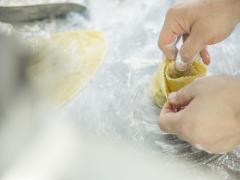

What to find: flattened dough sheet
left=27, top=30, right=107, bottom=107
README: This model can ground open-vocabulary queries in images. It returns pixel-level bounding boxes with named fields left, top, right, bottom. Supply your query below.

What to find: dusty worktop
left=2, top=0, right=240, bottom=179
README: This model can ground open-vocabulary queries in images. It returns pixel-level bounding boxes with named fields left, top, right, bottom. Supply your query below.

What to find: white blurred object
left=1, top=120, right=222, bottom=180
left=0, top=0, right=87, bottom=22
left=0, top=0, right=86, bottom=6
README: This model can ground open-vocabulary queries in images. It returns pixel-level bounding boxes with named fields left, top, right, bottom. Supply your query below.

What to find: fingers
left=158, top=24, right=179, bottom=60
left=182, top=35, right=211, bottom=65
left=159, top=5, right=212, bottom=67
left=160, top=82, right=198, bottom=135
left=168, top=83, right=196, bottom=107
left=159, top=90, right=195, bottom=141
left=158, top=8, right=185, bottom=60
left=179, top=25, right=205, bottom=65
left=159, top=83, right=198, bottom=138
left=159, top=102, right=190, bottom=142
left=159, top=103, right=182, bottom=134
left=200, top=47, right=211, bottom=65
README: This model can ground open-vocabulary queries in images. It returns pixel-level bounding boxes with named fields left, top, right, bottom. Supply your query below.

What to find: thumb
left=178, top=25, right=205, bottom=68
left=159, top=103, right=181, bottom=134
left=168, top=83, right=196, bottom=107
left=160, top=82, right=198, bottom=135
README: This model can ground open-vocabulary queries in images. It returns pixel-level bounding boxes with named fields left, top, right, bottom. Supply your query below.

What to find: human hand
left=158, top=0, right=240, bottom=70
left=159, top=75, right=240, bottom=154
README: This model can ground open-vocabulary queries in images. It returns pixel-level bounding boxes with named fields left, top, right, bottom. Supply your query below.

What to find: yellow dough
left=27, top=30, right=107, bottom=107
left=150, top=58, right=207, bottom=107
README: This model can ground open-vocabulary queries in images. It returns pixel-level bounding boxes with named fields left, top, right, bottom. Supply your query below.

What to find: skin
left=158, top=0, right=240, bottom=70
left=160, top=76, right=240, bottom=154
left=158, top=0, right=240, bottom=154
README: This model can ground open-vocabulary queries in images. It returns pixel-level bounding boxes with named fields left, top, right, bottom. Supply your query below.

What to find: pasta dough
left=27, top=30, right=107, bottom=107
left=150, top=58, right=207, bottom=107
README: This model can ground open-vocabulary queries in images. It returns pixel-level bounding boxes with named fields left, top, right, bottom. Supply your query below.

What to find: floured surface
left=27, top=30, right=106, bottom=107
left=1, top=0, right=240, bottom=179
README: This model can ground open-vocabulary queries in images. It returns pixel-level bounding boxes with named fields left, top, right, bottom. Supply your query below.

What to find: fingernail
left=175, top=53, right=188, bottom=71
left=168, top=92, right=177, bottom=102
left=176, top=60, right=188, bottom=71
left=205, top=54, right=211, bottom=65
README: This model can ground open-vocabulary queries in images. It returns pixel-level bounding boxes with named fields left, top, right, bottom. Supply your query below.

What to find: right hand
left=158, top=0, right=240, bottom=70
left=159, top=75, right=240, bottom=154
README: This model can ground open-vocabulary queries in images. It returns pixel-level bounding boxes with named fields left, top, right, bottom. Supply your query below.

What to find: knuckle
left=166, top=7, right=176, bottom=17
left=158, top=40, right=165, bottom=51
left=166, top=3, right=185, bottom=18
left=158, top=35, right=168, bottom=51
left=158, top=42, right=175, bottom=59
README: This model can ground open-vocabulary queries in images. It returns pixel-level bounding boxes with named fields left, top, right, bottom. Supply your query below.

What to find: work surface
left=2, top=0, right=240, bottom=179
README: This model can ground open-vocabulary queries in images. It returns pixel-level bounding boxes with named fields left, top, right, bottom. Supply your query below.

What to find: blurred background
left=0, top=0, right=240, bottom=179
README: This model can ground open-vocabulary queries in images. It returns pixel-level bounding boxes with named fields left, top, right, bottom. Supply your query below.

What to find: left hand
left=159, top=75, right=240, bottom=154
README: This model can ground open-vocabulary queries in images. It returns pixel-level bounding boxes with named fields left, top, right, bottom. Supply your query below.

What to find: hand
left=158, top=0, right=240, bottom=70
left=159, top=75, right=240, bottom=154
